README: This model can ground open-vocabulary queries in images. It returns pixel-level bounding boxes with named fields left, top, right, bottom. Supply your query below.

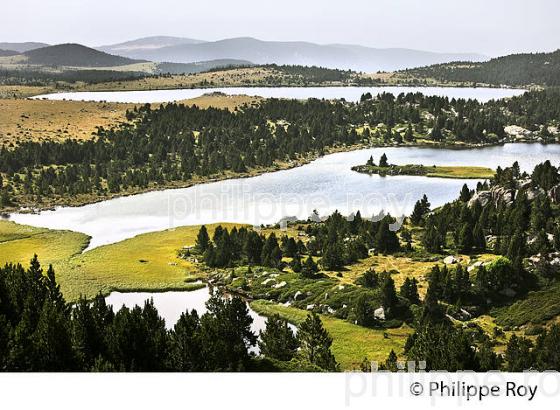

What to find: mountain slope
left=101, top=37, right=486, bottom=72
left=98, top=36, right=206, bottom=53
left=23, top=43, right=145, bottom=67
left=401, top=50, right=560, bottom=86
left=0, top=42, right=49, bottom=53
left=0, top=49, right=19, bottom=57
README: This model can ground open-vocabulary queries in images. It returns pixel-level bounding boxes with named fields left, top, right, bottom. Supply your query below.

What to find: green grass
left=251, top=300, right=412, bottom=370
left=493, top=282, right=560, bottom=327
left=0, top=220, right=89, bottom=269
left=0, top=220, right=241, bottom=301
left=352, top=164, right=495, bottom=179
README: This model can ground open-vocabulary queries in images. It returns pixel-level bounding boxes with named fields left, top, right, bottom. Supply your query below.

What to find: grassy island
left=352, top=153, right=495, bottom=179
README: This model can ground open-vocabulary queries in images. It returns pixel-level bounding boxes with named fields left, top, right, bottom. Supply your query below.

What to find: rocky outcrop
left=468, top=186, right=515, bottom=208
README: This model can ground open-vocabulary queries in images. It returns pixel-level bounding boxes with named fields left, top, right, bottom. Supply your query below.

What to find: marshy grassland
left=0, top=220, right=239, bottom=300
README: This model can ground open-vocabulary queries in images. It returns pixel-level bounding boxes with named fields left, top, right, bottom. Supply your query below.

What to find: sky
left=1, top=0, right=558, bottom=56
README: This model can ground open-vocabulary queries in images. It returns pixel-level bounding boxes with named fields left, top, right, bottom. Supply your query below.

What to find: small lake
left=33, top=86, right=526, bottom=104
left=105, top=287, right=296, bottom=354
left=9, top=143, right=560, bottom=250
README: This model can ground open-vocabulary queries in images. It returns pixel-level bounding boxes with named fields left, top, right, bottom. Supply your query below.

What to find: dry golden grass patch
left=0, top=98, right=136, bottom=146
left=177, top=94, right=262, bottom=111
left=0, top=85, right=55, bottom=99
left=77, top=67, right=279, bottom=92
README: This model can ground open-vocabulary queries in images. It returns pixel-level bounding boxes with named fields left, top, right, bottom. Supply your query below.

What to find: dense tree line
left=396, top=161, right=560, bottom=371
left=420, top=162, right=560, bottom=261
left=0, top=68, right=147, bottom=87
left=2, top=89, right=558, bottom=210
left=0, top=257, right=338, bottom=371
left=195, top=211, right=401, bottom=273
left=401, top=50, right=560, bottom=86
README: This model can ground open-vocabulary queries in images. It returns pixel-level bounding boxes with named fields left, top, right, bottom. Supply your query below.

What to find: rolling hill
left=0, top=49, right=19, bottom=57
left=401, top=49, right=560, bottom=86
left=23, top=43, right=145, bottom=67
left=98, top=36, right=487, bottom=72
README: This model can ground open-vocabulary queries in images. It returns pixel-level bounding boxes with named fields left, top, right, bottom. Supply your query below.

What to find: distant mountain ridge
left=97, top=36, right=487, bottom=72
left=0, top=42, right=49, bottom=53
left=98, top=36, right=206, bottom=53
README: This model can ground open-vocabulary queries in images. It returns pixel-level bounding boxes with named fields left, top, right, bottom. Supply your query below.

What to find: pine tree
left=459, top=184, right=472, bottom=202
left=379, top=153, right=389, bottom=167
left=195, top=225, right=211, bottom=253
left=423, top=222, right=443, bottom=253
left=381, top=274, right=398, bottom=313
left=168, top=310, right=203, bottom=371
left=400, top=277, right=420, bottom=305
left=297, top=313, right=338, bottom=371
left=259, top=314, right=298, bottom=361
left=302, top=256, right=319, bottom=278
left=411, top=194, right=430, bottom=225
left=384, top=349, right=399, bottom=372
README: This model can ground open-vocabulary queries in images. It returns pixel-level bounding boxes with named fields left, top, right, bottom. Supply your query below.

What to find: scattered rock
left=293, top=291, right=305, bottom=301
left=374, top=307, right=385, bottom=320
left=468, top=261, right=483, bottom=272
left=306, top=304, right=315, bottom=311
left=444, top=255, right=458, bottom=265
left=273, top=281, right=287, bottom=289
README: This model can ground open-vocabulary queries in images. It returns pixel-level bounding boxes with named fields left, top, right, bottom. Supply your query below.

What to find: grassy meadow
left=0, top=220, right=240, bottom=300
left=251, top=300, right=412, bottom=370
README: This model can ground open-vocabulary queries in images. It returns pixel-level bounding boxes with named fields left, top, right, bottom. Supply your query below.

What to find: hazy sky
left=2, top=0, right=558, bottom=56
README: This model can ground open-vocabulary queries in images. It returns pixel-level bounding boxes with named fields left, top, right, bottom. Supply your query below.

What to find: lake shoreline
left=5, top=139, right=538, bottom=215
left=30, top=81, right=528, bottom=97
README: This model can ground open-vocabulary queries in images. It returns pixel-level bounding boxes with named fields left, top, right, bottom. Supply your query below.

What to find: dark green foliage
left=197, top=294, right=257, bottom=371
left=195, top=225, right=211, bottom=253
left=400, top=277, right=420, bottom=305
left=459, top=184, right=472, bottom=202
left=297, top=313, right=338, bottom=371
left=402, top=50, right=560, bottom=86
left=199, top=225, right=283, bottom=269
left=505, top=334, right=534, bottom=371
left=258, top=314, right=298, bottom=361
left=167, top=310, right=203, bottom=371
left=405, top=322, right=480, bottom=371
left=422, top=220, right=444, bottom=253
left=381, top=273, right=398, bottom=312
left=301, top=256, right=319, bottom=278
left=411, top=194, right=430, bottom=225
left=356, top=269, right=379, bottom=288
left=0, top=257, right=264, bottom=372
left=379, top=153, right=389, bottom=167
left=4, top=90, right=558, bottom=210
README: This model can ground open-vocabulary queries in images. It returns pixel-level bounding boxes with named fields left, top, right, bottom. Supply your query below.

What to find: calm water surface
left=105, top=287, right=269, bottom=332
left=33, top=86, right=526, bottom=104
left=9, top=143, right=560, bottom=250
